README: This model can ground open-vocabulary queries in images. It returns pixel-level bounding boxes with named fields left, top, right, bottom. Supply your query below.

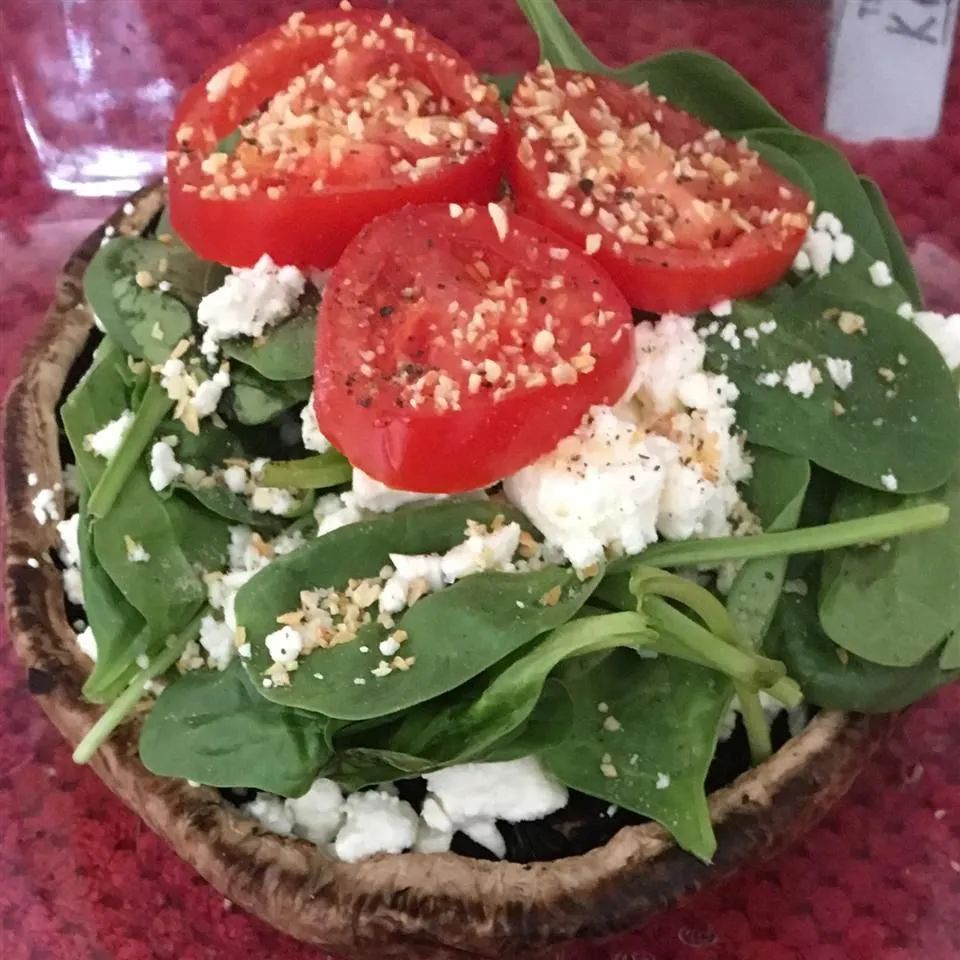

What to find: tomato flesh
left=168, top=10, right=505, bottom=268
left=506, top=66, right=811, bottom=314
left=314, top=203, right=636, bottom=492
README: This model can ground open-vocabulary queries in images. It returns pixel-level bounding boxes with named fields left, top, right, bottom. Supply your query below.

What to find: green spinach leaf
left=703, top=291, right=960, bottom=493
left=140, top=662, right=334, bottom=796
left=818, top=469, right=960, bottom=667
left=236, top=500, right=595, bottom=720
left=84, top=238, right=196, bottom=364
left=941, top=630, right=960, bottom=671
left=516, top=0, right=788, bottom=132
left=76, top=494, right=153, bottom=704
left=225, top=365, right=312, bottom=425
left=543, top=650, right=729, bottom=861
left=92, top=463, right=206, bottom=639
left=859, top=175, right=922, bottom=308
left=62, top=341, right=137, bottom=490
left=768, top=590, right=959, bottom=712
left=221, top=289, right=319, bottom=382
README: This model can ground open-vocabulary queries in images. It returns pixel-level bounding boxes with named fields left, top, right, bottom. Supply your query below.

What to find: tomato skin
left=507, top=166, right=804, bottom=315
left=167, top=10, right=506, bottom=269
left=313, top=204, right=636, bottom=493
left=506, top=68, right=810, bottom=315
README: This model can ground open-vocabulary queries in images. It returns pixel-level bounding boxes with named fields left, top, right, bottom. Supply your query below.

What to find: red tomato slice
left=506, top=66, right=811, bottom=314
left=313, top=202, right=636, bottom=493
left=167, top=9, right=506, bottom=268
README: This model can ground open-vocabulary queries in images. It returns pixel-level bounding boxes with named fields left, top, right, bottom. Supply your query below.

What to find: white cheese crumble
left=27, top=472, right=38, bottom=487
left=793, top=212, right=854, bottom=276
left=56, top=514, right=80, bottom=569
left=824, top=357, right=853, bottom=390
left=32, top=488, right=59, bottom=525
left=912, top=311, right=960, bottom=372
left=655, top=772, right=671, bottom=790
left=504, top=316, right=751, bottom=569
left=379, top=522, right=522, bottom=615
left=198, top=616, right=236, bottom=671
left=242, top=793, right=295, bottom=836
left=265, top=625, right=304, bottom=666
left=783, top=361, right=820, bottom=398
left=880, top=471, right=898, bottom=492
left=351, top=468, right=443, bottom=513
left=149, top=440, right=183, bottom=492
left=333, top=791, right=419, bottom=863
left=422, top=757, right=567, bottom=860
left=191, top=369, right=231, bottom=417
left=125, top=538, right=150, bottom=563
left=314, top=492, right=364, bottom=536
left=83, top=409, right=134, bottom=460
left=869, top=260, right=894, bottom=287
left=300, top=393, right=331, bottom=453
left=197, top=254, right=306, bottom=363
left=75, top=625, right=98, bottom=661
left=286, top=778, right=344, bottom=845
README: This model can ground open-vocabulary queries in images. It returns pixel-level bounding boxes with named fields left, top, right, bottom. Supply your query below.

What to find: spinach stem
left=628, top=504, right=948, bottom=570
left=736, top=690, right=774, bottom=762
left=645, top=597, right=785, bottom=690
left=73, top=610, right=205, bottom=764
left=259, top=451, right=352, bottom=490
left=631, top=568, right=775, bottom=763
left=87, top=376, right=172, bottom=520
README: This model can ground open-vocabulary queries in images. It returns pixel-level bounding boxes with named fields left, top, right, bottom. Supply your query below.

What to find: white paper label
left=826, top=0, right=958, bottom=142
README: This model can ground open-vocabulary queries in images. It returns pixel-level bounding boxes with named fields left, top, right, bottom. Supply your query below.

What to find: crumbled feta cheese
left=56, top=514, right=80, bottom=569
left=333, top=791, right=419, bottom=862
left=824, top=357, right=853, bottom=390
left=710, top=299, right=733, bottom=317
left=191, top=369, right=231, bottom=417
left=242, top=793, right=295, bottom=836
left=300, top=393, right=331, bottom=453
left=422, top=757, right=566, bottom=858
left=223, top=465, right=248, bottom=494
left=84, top=409, right=134, bottom=460
left=756, top=371, right=782, bottom=388
left=784, top=361, right=820, bottom=398
left=506, top=315, right=751, bottom=568
left=815, top=211, right=842, bottom=236
left=31, top=488, right=59, bottom=525
left=414, top=821, right=454, bottom=854
left=198, top=615, right=236, bottom=671
left=440, top=523, right=521, bottom=583
left=881, top=471, right=898, bottom=491
left=75, top=625, right=97, bottom=661
left=805, top=230, right=834, bottom=277
left=351, top=468, right=442, bottom=513
left=265, top=625, right=303, bottom=665
left=912, top=311, right=960, bottom=371
left=314, top=492, right=363, bottom=536
left=149, top=440, right=183, bottom=492
left=832, top=233, right=854, bottom=264
left=285, top=778, right=344, bottom=845
left=655, top=772, right=671, bottom=790
left=62, top=568, right=84, bottom=606
left=869, top=260, right=894, bottom=287
left=125, top=538, right=151, bottom=563
left=795, top=213, right=853, bottom=277
left=380, top=522, right=522, bottom=615
left=897, top=302, right=915, bottom=320
left=250, top=486, right=296, bottom=516
left=197, top=255, right=306, bottom=362
left=27, top=471, right=38, bottom=487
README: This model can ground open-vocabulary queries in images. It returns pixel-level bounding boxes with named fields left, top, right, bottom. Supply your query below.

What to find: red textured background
left=1, top=2, right=959, bottom=959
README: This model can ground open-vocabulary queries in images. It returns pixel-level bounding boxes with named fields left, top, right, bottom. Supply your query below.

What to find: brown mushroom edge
left=2, top=184, right=894, bottom=960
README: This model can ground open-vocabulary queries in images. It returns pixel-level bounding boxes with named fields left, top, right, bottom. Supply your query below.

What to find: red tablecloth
left=2, top=3, right=959, bottom=958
